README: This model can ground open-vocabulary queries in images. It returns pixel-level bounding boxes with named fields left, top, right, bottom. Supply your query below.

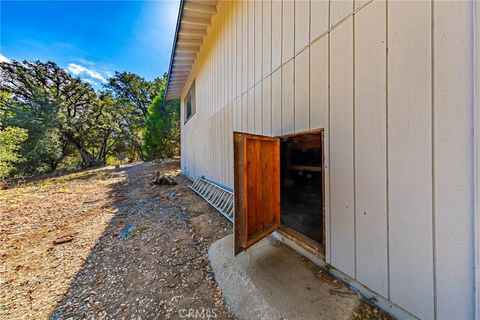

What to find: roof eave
left=164, top=0, right=218, bottom=101
left=164, top=0, right=185, bottom=101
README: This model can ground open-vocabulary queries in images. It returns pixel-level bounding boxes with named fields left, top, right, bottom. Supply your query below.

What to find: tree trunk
left=49, top=160, right=59, bottom=172
left=131, top=139, right=144, bottom=161
left=137, top=144, right=144, bottom=161
left=62, top=131, right=98, bottom=168
left=79, top=148, right=98, bottom=167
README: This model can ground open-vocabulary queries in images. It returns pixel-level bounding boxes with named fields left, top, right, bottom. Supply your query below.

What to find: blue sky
left=0, top=0, right=180, bottom=88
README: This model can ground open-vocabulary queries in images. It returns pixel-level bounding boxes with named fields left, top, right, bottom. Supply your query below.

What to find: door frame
left=276, top=128, right=326, bottom=257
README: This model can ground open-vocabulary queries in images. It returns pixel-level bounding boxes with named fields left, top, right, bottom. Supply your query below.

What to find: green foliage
left=143, top=75, right=180, bottom=160
left=0, top=60, right=99, bottom=168
left=105, top=155, right=124, bottom=166
left=107, top=71, right=163, bottom=117
left=0, top=60, right=180, bottom=177
left=2, top=93, right=65, bottom=174
left=0, top=126, right=28, bottom=178
left=106, top=72, right=166, bottom=161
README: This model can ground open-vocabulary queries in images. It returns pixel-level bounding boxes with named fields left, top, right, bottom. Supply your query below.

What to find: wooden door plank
left=254, top=138, right=262, bottom=233
left=262, top=139, right=273, bottom=226
left=246, top=138, right=256, bottom=235
left=234, top=133, right=246, bottom=255
left=234, top=132, right=280, bottom=255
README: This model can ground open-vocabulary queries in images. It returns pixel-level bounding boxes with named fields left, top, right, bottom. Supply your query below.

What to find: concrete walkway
left=208, top=235, right=360, bottom=320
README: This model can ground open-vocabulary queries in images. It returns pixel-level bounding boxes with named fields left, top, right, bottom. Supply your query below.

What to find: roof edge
left=164, top=0, right=185, bottom=101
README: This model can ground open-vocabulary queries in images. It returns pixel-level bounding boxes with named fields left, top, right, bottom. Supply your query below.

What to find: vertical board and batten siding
left=254, top=83, right=263, bottom=134
left=294, top=49, right=309, bottom=132
left=262, top=0, right=272, bottom=78
left=179, top=0, right=475, bottom=318
left=282, top=60, right=295, bottom=135
left=294, top=0, right=309, bottom=55
left=254, top=0, right=263, bottom=84
left=329, top=17, right=355, bottom=277
left=262, top=75, right=272, bottom=136
left=271, top=68, right=282, bottom=137
left=271, top=0, right=282, bottom=70
left=433, top=1, right=474, bottom=319
left=248, top=0, right=255, bottom=89
left=388, top=2, right=434, bottom=318
left=309, top=35, right=330, bottom=262
left=282, top=0, right=294, bottom=64
left=354, top=0, right=388, bottom=298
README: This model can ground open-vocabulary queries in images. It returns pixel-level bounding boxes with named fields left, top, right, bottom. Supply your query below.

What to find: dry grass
left=0, top=161, right=232, bottom=320
left=0, top=166, right=125, bottom=319
left=1, top=160, right=393, bottom=320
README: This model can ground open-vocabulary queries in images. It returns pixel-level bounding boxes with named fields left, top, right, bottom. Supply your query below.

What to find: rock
left=151, top=172, right=177, bottom=185
left=0, top=181, right=8, bottom=190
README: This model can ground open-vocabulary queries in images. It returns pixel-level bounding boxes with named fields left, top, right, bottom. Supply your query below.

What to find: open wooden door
left=233, top=132, right=280, bottom=255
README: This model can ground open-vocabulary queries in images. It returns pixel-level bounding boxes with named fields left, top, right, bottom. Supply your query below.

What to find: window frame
left=184, top=80, right=196, bottom=123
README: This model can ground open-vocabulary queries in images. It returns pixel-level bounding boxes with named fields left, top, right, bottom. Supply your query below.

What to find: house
left=165, top=0, right=480, bottom=319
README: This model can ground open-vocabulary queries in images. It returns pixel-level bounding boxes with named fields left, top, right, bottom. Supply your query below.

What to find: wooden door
left=233, top=132, right=280, bottom=255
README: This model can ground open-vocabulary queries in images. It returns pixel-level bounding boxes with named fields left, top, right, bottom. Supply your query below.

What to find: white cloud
left=82, top=78, right=100, bottom=87
left=67, top=63, right=107, bottom=83
left=0, top=54, right=11, bottom=63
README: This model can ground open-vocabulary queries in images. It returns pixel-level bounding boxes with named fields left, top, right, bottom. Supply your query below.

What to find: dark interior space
left=280, top=132, right=324, bottom=246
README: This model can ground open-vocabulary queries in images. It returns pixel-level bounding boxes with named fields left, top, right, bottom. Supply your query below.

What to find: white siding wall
left=388, top=3, right=434, bottom=318
left=433, top=2, right=474, bottom=319
left=179, top=0, right=475, bottom=318
left=330, top=17, right=355, bottom=277
left=354, top=0, right=387, bottom=298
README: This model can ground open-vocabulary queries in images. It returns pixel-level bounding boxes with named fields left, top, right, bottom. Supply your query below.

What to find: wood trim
left=242, top=134, right=248, bottom=249
left=289, top=165, right=323, bottom=172
left=183, top=2, right=217, bottom=15
left=184, top=80, right=196, bottom=124
left=278, top=225, right=325, bottom=257
left=234, top=133, right=247, bottom=255
left=277, top=127, right=324, bottom=138
left=177, top=39, right=203, bottom=47
left=246, top=223, right=277, bottom=247
left=179, top=28, right=207, bottom=36
left=182, top=16, right=211, bottom=26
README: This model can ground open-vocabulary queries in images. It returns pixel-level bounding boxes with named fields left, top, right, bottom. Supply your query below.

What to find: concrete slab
left=208, top=235, right=360, bottom=320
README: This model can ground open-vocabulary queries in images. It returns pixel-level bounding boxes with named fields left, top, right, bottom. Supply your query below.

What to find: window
left=184, top=80, right=196, bottom=123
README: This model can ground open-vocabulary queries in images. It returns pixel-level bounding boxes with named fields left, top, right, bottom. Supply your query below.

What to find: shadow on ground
left=48, top=161, right=232, bottom=319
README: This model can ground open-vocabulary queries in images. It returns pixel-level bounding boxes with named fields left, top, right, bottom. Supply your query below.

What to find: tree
left=0, top=59, right=177, bottom=176
left=86, top=92, right=124, bottom=164
left=143, top=75, right=180, bottom=160
left=2, top=92, right=66, bottom=173
left=107, top=72, right=163, bottom=117
left=0, top=126, right=28, bottom=178
left=107, top=72, right=165, bottom=160
left=0, top=60, right=99, bottom=167
left=143, top=96, right=165, bottom=159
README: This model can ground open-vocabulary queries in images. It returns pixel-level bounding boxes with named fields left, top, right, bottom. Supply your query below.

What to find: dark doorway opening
left=280, top=131, right=324, bottom=248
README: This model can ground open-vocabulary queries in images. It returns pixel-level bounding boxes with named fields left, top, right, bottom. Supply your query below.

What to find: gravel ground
left=1, top=161, right=232, bottom=320
left=1, top=160, right=391, bottom=320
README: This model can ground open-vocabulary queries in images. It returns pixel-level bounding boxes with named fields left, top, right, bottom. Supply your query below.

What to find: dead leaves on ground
left=1, top=162, right=232, bottom=320
left=0, top=166, right=125, bottom=320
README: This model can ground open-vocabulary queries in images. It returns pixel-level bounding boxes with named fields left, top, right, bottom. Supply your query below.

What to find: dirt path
left=1, top=161, right=232, bottom=320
